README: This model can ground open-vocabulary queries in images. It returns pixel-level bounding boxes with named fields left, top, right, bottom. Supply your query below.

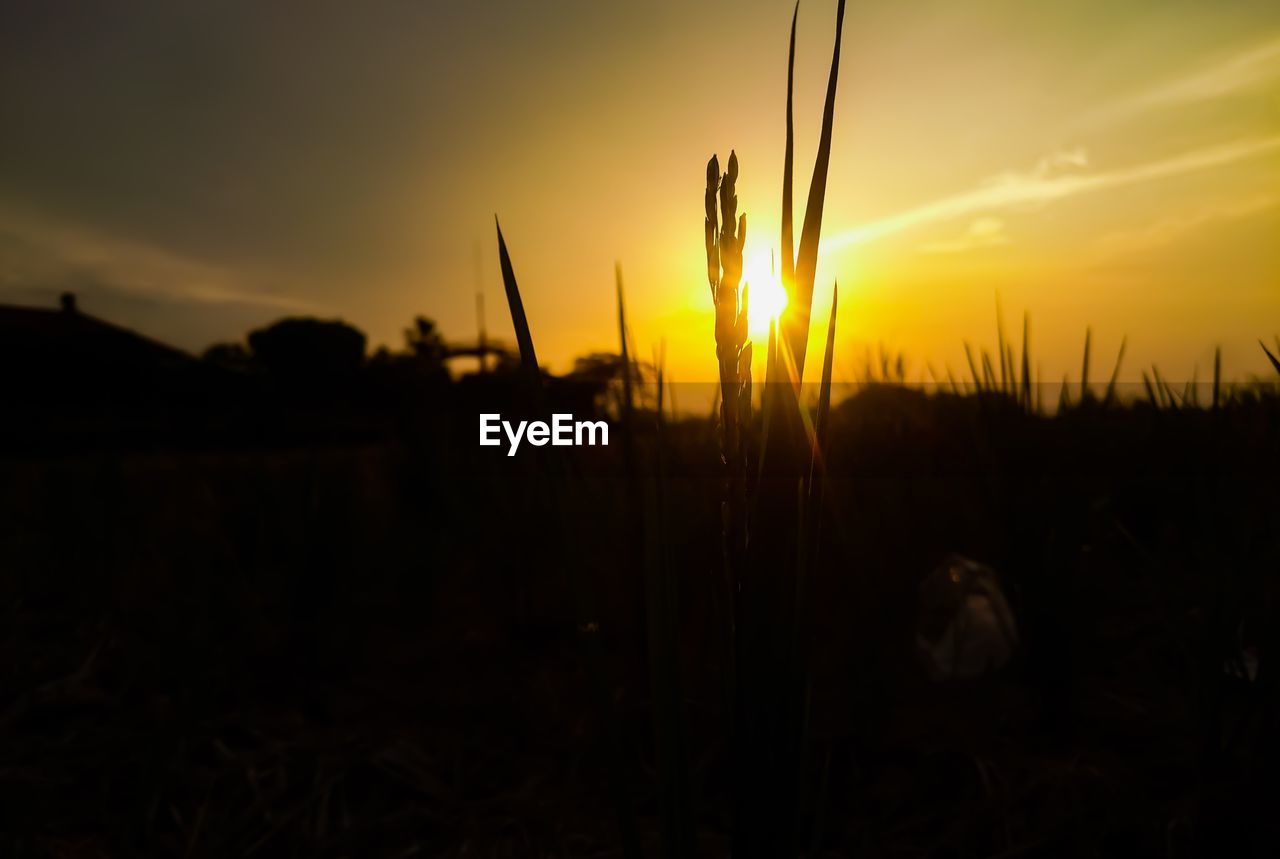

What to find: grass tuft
left=1261, top=338, right=1280, bottom=376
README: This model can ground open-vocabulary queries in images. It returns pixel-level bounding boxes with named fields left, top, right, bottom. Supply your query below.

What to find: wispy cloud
left=0, top=206, right=324, bottom=313
left=821, top=135, right=1280, bottom=254
left=1089, top=193, right=1278, bottom=262
left=1023, top=147, right=1089, bottom=178
left=918, top=217, right=1010, bottom=255
left=1118, top=35, right=1280, bottom=113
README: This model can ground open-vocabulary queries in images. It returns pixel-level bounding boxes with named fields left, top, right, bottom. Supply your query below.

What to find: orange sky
left=1, top=0, right=1277, bottom=386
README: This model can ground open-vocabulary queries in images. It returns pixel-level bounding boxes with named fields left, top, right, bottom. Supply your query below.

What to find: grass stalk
left=964, top=342, right=982, bottom=392
left=1081, top=327, right=1092, bottom=402
left=783, top=0, right=847, bottom=380
left=1020, top=312, right=1031, bottom=410
left=494, top=220, right=642, bottom=859
left=996, top=296, right=1009, bottom=394
left=981, top=351, right=997, bottom=392
left=1212, top=346, right=1222, bottom=410
left=644, top=342, right=693, bottom=858
left=1261, top=339, right=1280, bottom=376
left=1104, top=336, right=1127, bottom=406
left=781, top=2, right=798, bottom=293
left=736, top=3, right=846, bottom=854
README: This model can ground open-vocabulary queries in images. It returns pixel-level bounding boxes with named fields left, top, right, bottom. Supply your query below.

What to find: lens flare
left=743, top=251, right=789, bottom=338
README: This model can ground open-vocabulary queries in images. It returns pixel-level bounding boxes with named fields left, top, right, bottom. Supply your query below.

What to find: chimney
left=60, top=292, right=77, bottom=314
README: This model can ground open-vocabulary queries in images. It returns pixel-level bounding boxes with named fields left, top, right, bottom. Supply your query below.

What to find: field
left=2, top=2, right=1278, bottom=856
left=1, top=372, right=1277, bottom=856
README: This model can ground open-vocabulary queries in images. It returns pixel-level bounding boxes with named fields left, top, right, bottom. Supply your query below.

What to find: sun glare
left=743, top=251, right=789, bottom=338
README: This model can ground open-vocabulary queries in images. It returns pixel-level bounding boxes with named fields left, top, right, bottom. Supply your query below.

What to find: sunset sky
left=2, top=0, right=1277, bottom=385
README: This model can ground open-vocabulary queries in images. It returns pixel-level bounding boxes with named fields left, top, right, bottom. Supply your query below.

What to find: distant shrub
left=248, top=317, right=367, bottom=379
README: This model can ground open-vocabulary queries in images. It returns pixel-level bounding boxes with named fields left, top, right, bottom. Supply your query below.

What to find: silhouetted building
left=0, top=292, right=195, bottom=409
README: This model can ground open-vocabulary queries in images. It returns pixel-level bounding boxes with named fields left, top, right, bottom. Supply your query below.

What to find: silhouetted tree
left=401, top=316, right=450, bottom=384
left=405, top=316, right=446, bottom=365
left=202, top=341, right=253, bottom=372
left=358, top=317, right=461, bottom=420
left=564, top=351, right=656, bottom=418
left=247, top=317, right=366, bottom=379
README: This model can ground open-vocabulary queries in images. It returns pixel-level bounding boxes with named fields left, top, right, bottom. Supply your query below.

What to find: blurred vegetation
left=1, top=346, right=1277, bottom=854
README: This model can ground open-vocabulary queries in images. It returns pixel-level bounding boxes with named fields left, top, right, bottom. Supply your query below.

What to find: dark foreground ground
left=1, top=383, right=1277, bottom=857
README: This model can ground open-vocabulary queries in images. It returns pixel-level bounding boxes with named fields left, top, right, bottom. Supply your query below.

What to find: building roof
left=0, top=293, right=191, bottom=368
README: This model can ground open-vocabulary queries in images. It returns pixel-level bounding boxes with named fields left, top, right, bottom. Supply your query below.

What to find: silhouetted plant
left=201, top=341, right=253, bottom=372
left=721, top=2, right=847, bottom=855
left=247, top=317, right=367, bottom=379
left=403, top=316, right=447, bottom=365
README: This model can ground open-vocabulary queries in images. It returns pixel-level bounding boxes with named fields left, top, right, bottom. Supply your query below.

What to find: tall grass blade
left=1153, top=365, right=1179, bottom=412
left=616, top=262, right=648, bottom=728
left=494, top=220, right=641, bottom=859
left=810, top=283, right=838, bottom=486
left=1104, top=336, right=1127, bottom=406
left=963, top=341, right=982, bottom=391
left=781, top=2, right=798, bottom=291
left=787, top=0, right=846, bottom=379
left=656, top=342, right=665, bottom=416
left=1005, top=344, right=1016, bottom=399
left=793, top=284, right=834, bottom=855
left=758, top=317, right=780, bottom=478
left=617, top=263, right=635, bottom=425
left=645, top=343, right=693, bottom=859
left=1020, top=312, right=1031, bottom=409
left=495, top=218, right=542, bottom=391
left=779, top=284, right=838, bottom=859
left=1261, top=339, right=1280, bottom=375
left=981, top=351, right=996, bottom=391
left=1213, top=346, right=1222, bottom=409
left=616, top=260, right=641, bottom=533
left=996, top=296, right=1009, bottom=394
left=738, top=6, right=846, bottom=853
left=1080, top=327, right=1092, bottom=401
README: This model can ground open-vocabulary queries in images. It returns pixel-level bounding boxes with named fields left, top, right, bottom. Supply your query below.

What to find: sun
left=742, top=251, right=789, bottom=338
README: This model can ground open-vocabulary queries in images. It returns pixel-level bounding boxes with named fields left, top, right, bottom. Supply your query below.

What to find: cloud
left=0, top=206, right=324, bottom=314
left=821, top=134, right=1280, bottom=254
left=918, top=217, right=1011, bottom=255
left=823, top=34, right=1280, bottom=261
left=1089, top=193, right=1279, bottom=262
left=1028, top=147, right=1090, bottom=177
left=1119, top=35, right=1280, bottom=113
left=828, top=34, right=1280, bottom=259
